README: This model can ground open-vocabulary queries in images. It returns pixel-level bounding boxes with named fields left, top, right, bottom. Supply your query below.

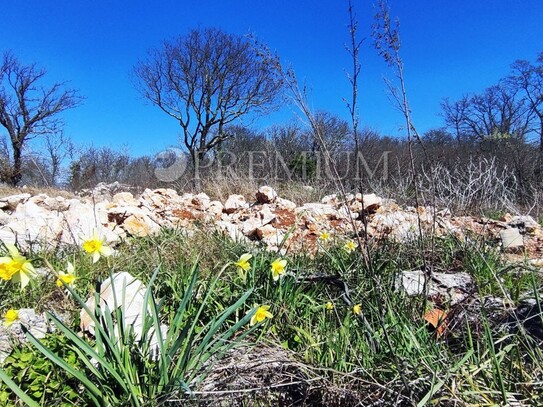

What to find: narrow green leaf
left=47, top=311, right=131, bottom=396
left=0, top=367, right=41, bottom=407
left=23, top=328, right=103, bottom=405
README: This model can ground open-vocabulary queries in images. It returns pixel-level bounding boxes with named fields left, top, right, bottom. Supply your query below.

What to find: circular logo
left=154, top=148, right=188, bottom=182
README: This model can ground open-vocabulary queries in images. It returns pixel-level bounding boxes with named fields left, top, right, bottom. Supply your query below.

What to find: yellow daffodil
left=56, top=262, right=76, bottom=287
left=319, top=231, right=330, bottom=241
left=344, top=240, right=357, bottom=253
left=325, top=301, right=334, bottom=310
left=3, top=309, right=19, bottom=327
left=353, top=304, right=362, bottom=315
left=82, top=230, right=113, bottom=263
left=271, top=258, right=287, bottom=281
left=0, top=243, right=36, bottom=290
left=0, top=261, right=18, bottom=281
left=235, top=253, right=252, bottom=271
left=250, top=305, right=273, bottom=326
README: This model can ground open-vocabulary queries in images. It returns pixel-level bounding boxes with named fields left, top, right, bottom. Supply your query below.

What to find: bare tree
left=309, top=111, right=350, bottom=156
left=440, top=95, right=471, bottom=143
left=0, top=134, right=11, bottom=182
left=134, top=27, right=283, bottom=182
left=441, top=82, right=533, bottom=142
left=41, top=131, right=75, bottom=186
left=69, top=146, right=131, bottom=190
left=0, top=51, right=81, bottom=186
left=509, top=52, right=543, bottom=151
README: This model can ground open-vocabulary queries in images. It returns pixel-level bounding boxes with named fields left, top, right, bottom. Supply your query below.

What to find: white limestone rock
left=122, top=213, right=160, bottom=237
left=321, top=194, right=337, bottom=205
left=358, top=193, right=382, bottom=211
left=216, top=220, right=247, bottom=242
left=224, top=194, right=247, bottom=214
left=0, top=193, right=31, bottom=210
left=113, top=192, right=138, bottom=206
left=256, top=186, right=278, bottom=204
left=396, top=270, right=473, bottom=304
left=140, top=188, right=181, bottom=210
left=295, top=203, right=338, bottom=218
left=63, top=199, right=116, bottom=245
left=1, top=200, right=64, bottom=249
left=275, top=197, right=297, bottom=210
left=0, top=308, right=49, bottom=364
left=207, top=200, right=224, bottom=216
left=191, top=193, right=211, bottom=210
left=80, top=272, right=167, bottom=356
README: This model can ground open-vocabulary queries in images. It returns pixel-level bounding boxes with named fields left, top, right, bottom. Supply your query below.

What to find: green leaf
left=0, top=367, right=40, bottom=407
left=45, top=313, right=126, bottom=387
left=20, top=352, right=33, bottom=362
left=22, top=327, right=103, bottom=406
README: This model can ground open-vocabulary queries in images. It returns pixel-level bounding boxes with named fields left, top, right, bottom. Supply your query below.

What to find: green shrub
left=0, top=333, right=88, bottom=406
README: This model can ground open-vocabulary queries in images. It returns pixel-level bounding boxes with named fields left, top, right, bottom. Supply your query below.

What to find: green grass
left=482, top=208, right=508, bottom=221
left=0, top=229, right=542, bottom=405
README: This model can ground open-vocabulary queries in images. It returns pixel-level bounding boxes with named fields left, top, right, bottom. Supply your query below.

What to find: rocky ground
left=1, top=183, right=542, bottom=263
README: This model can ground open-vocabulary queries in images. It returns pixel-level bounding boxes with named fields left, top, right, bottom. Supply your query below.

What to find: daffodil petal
left=3, top=309, right=19, bottom=327
left=22, top=262, right=35, bottom=275
left=4, top=243, right=19, bottom=258
left=240, top=253, right=252, bottom=262
left=67, top=262, right=75, bottom=274
left=92, top=251, right=100, bottom=264
left=13, top=270, right=31, bottom=290
left=99, top=246, right=113, bottom=257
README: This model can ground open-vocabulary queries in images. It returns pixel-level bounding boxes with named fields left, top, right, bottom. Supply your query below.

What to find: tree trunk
left=190, top=150, right=207, bottom=190
left=50, top=158, right=59, bottom=186
left=538, top=115, right=543, bottom=180
left=9, top=143, right=23, bottom=186
left=540, top=115, right=543, bottom=153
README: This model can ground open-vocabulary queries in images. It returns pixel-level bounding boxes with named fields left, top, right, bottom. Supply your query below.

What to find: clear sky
left=1, top=1, right=542, bottom=156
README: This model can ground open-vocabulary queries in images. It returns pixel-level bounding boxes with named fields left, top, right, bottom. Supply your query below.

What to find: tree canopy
left=134, top=27, right=283, bottom=176
left=0, top=51, right=81, bottom=185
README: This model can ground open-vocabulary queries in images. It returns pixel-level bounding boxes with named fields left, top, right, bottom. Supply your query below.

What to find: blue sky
left=1, top=1, right=542, bottom=156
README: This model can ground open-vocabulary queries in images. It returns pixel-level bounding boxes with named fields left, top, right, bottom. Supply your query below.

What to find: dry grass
left=179, top=342, right=374, bottom=407
left=200, top=177, right=330, bottom=205
left=0, top=185, right=75, bottom=199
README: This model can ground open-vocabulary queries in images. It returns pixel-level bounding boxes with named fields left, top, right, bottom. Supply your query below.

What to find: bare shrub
left=418, top=157, right=518, bottom=214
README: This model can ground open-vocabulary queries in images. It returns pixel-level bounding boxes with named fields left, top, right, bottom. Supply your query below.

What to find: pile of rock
left=0, top=186, right=541, bottom=259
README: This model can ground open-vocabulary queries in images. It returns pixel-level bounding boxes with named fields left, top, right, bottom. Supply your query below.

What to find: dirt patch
left=172, top=208, right=201, bottom=221
left=272, top=208, right=297, bottom=229
left=177, top=343, right=377, bottom=406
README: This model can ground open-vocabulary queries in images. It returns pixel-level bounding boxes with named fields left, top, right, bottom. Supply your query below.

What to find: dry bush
left=199, top=174, right=261, bottom=202
left=417, top=157, right=519, bottom=214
